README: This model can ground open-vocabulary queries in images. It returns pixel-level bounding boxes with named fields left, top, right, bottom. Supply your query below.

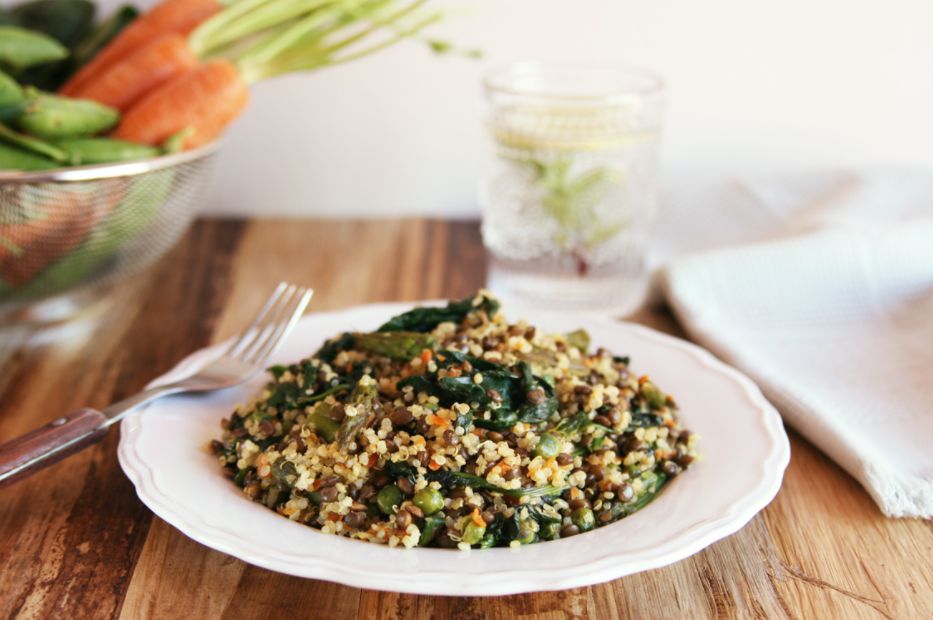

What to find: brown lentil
left=327, top=405, right=346, bottom=422
left=319, top=485, right=338, bottom=502
left=397, top=477, right=414, bottom=495
left=389, top=407, right=413, bottom=426
left=526, top=389, right=546, bottom=405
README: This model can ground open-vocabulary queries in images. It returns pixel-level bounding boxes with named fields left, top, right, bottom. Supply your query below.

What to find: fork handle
left=0, top=408, right=108, bottom=487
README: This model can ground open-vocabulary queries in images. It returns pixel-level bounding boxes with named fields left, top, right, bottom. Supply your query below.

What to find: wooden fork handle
left=0, top=408, right=108, bottom=487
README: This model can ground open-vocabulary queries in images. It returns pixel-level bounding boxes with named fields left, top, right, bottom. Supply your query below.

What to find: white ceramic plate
left=118, top=302, right=790, bottom=595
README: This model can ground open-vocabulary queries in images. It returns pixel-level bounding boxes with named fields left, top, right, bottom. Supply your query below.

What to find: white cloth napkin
left=660, top=170, right=933, bottom=518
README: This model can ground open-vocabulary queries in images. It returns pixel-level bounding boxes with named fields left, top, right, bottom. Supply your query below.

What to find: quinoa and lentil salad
left=212, top=292, right=698, bottom=550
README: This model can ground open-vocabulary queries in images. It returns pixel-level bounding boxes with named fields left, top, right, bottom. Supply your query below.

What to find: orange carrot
left=113, top=59, right=249, bottom=149
left=70, top=34, right=197, bottom=111
left=0, top=187, right=125, bottom=287
left=60, top=0, right=221, bottom=96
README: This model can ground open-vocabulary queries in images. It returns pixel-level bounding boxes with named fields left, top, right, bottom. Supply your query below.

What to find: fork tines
left=225, top=282, right=313, bottom=365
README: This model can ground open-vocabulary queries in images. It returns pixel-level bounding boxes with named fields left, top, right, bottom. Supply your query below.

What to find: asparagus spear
left=353, top=331, right=434, bottom=360
left=516, top=347, right=589, bottom=377
left=309, top=401, right=340, bottom=443
left=336, top=378, right=379, bottom=449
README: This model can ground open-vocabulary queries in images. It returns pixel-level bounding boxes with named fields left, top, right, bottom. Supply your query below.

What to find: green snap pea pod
left=71, top=5, right=138, bottom=70
left=0, top=123, right=67, bottom=162
left=10, top=1, right=95, bottom=90
left=0, top=71, right=26, bottom=120
left=353, top=331, right=435, bottom=361
left=0, top=26, right=68, bottom=73
left=10, top=0, right=97, bottom=48
left=17, top=89, right=118, bottom=139
left=54, top=137, right=159, bottom=165
left=0, top=141, right=56, bottom=170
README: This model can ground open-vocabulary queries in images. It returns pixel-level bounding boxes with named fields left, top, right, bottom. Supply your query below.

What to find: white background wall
left=92, top=1, right=933, bottom=216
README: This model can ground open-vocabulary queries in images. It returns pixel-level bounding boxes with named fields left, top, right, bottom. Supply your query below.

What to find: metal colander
left=0, top=143, right=218, bottom=322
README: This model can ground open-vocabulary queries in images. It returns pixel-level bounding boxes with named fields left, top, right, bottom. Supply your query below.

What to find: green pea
left=534, top=433, right=561, bottom=459
left=460, top=520, right=486, bottom=546
left=376, top=484, right=403, bottom=515
left=412, top=487, right=444, bottom=515
left=571, top=506, right=595, bottom=532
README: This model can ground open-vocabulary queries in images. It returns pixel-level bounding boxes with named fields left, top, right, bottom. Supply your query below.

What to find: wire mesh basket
left=0, top=143, right=218, bottom=323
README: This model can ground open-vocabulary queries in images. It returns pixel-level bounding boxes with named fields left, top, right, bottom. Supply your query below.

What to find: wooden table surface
left=1, top=219, right=930, bottom=620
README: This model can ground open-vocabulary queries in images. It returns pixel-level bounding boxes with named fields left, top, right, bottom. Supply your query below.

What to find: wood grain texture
left=0, top=218, right=930, bottom=620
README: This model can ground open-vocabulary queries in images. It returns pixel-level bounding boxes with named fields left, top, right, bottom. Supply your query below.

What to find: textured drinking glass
left=481, top=63, right=664, bottom=315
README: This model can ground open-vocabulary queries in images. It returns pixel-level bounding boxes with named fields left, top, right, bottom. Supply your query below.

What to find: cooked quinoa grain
left=213, top=291, right=698, bottom=549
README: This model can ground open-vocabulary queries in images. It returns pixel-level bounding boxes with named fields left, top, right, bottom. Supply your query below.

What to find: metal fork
left=0, top=282, right=313, bottom=487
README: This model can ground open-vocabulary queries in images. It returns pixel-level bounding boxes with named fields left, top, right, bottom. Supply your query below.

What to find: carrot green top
left=188, top=0, right=451, bottom=85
